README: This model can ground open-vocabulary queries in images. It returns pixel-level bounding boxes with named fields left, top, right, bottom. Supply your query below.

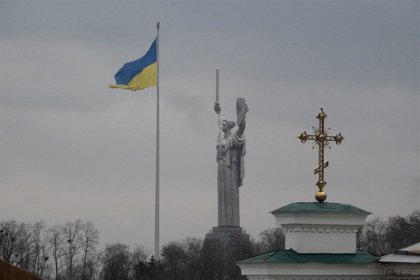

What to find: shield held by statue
left=236, top=97, right=248, bottom=127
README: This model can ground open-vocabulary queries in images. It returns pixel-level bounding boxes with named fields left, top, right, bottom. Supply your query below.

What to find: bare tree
left=385, top=211, right=420, bottom=251
left=358, top=216, right=388, bottom=255
left=38, top=237, right=52, bottom=280
left=62, top=220, right=84, bottom=280
left=130, top=246, right=152, bottom=280
left=14, top=222, right=32, bottom=270
left=30, top=221, right=50, bottom=278
left=100, top=243, right=132, bottom=280
left=131, top=245, right=150, bottom=266
left=160, top=241, right=187, bottom=280
left=0, top=221, right=52, bottom=278
left=1, top=219, right=101, bottom=280
left=258, top=227, right=285, bottom=253
left=182, top=238, right=202, bottom=280
left=49, top=224, right=65, bottom=280
left=407, top=211, right=420, bottom=244
left=80, top=222, right=99, bottom=280
left=160, top=238, right=202, bottom=280
left=200, top=238, right=226, bottom=280
left=226, top=231, right=253, bottom=280
left=0, top=220, right=27, bottom=265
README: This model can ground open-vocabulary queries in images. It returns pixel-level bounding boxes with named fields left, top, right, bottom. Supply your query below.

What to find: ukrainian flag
left=110, top=39, right=157, bottom=91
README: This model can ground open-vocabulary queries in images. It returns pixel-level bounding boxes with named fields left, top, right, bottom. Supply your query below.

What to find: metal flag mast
left=155, top=21, right=160, bottom=260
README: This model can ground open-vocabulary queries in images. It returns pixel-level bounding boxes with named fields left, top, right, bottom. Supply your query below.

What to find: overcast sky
left=1, top=0, right=419, bottom=252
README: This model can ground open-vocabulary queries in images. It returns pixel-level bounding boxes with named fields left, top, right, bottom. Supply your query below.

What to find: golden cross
left=298, top=108, right=344, bottom=202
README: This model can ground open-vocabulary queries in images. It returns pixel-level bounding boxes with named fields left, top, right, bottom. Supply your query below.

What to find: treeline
left=0, top=219, right=282, bottom=280
left=1, top=210, right=419, bottom=280
left=0, top=220, right=99, bottom=280
left=357, top=210, right=420, bottom=256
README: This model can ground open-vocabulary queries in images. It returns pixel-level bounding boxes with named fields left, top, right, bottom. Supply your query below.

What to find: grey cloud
left=1, top=0, right=418, bottom=251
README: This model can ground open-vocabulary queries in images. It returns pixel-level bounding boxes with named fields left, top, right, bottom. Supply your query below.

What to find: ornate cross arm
left=298, top=108, right=344, bottom=203
left=299, top=131, right=343, bottom=145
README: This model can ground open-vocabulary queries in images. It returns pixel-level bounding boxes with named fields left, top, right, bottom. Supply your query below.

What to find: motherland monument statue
left=214, top=98, right=248, bottom=226
left=205, top=68, right=249, bottom=244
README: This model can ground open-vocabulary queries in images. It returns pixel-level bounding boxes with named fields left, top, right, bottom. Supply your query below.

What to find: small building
left=236, top=201, right=383, bottom=279
left=379, top=242, right=420, bottom=278
left=236, top=203, right=420, bottom=279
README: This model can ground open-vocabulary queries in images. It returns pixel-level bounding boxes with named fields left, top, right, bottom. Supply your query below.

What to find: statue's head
left=222, top=119, right=236, bottom=134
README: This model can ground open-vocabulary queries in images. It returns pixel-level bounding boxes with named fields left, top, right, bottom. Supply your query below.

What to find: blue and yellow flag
left=110, top=39, right=157, bottom=91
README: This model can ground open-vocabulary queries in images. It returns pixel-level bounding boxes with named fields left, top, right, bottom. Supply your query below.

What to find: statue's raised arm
left=214, top=102, right=221, bottom=115
left=214, top=102, right=224, bottom=141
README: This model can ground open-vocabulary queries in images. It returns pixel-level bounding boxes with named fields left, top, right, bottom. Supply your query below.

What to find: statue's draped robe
left=217, top=130, right=245, bottom=227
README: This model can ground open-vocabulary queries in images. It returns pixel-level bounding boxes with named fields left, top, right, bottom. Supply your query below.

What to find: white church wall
left=382, top=263, right=420, bottom=278
left=283, top=224, right=359, bottom=253
left=240, top=263, right=382, bottom=279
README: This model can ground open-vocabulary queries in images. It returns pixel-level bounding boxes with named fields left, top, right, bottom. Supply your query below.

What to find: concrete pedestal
left=204, top=226, right=246, bottom=245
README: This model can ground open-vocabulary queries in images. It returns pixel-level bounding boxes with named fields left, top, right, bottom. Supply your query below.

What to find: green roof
left=271, top=202, right=370, bottom=215
left=237, top=249, right=379, bottom=265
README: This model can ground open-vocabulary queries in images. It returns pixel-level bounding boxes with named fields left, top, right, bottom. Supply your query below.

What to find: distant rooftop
left=402, top=242, right=420, bottom=254
left=271, top=202, right=371, bottom=215
left=237, top=249, right=379, bottom=265
left=380, top=242, right=420, bottom=263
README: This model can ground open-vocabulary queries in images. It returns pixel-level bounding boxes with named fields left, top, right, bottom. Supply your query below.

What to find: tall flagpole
left=155, top=21, right=160, bottom=260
